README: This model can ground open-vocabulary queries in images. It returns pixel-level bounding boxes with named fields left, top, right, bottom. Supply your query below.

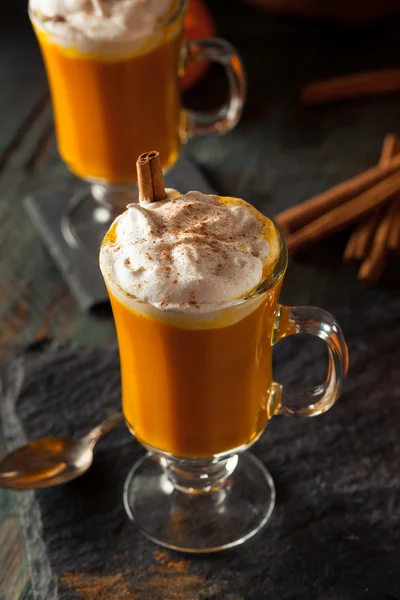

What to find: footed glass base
left=61, top=184, right=137, bottom=256
left=123, top=452, right=275, bottom=553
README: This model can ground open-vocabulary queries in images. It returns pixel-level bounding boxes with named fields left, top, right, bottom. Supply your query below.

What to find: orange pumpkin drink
left=100, top=152, right=285, bottom=458
left=29, top=0, right=182, bottom=183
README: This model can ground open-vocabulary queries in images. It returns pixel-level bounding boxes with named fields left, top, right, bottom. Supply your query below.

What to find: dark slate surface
left=1, top=296, right=400, bottom=600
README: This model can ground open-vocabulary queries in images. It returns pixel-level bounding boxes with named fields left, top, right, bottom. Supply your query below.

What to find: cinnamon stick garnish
left=344, top=133, right=400, bottom=261
left=136, top=151, right=166, bottom=204
left=275, top=153, right=400, bottom=234
left=286, top=171, right=400, bottom=255
left=301, top=69, right=400, bottom=107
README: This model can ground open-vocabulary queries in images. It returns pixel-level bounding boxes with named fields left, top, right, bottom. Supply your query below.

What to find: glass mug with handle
left=28, top=0, right=246, bottom=254
left=99, top=167, right=349, bottom=553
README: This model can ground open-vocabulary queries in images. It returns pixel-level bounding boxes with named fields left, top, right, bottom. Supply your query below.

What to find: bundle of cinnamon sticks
left=275, top=133, right=400, bottom=283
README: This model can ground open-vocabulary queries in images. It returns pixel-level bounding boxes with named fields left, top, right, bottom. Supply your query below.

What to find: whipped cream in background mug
left=29, top=0, right=176, bottom=49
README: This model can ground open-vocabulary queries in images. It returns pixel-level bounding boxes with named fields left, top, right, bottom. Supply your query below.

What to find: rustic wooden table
left=0, top=1, right=399, bottom=598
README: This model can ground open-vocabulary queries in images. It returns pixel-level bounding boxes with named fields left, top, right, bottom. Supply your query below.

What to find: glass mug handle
left=273, top=305, right=349, bottom=416
left=181, top=38, right=246, bottom=137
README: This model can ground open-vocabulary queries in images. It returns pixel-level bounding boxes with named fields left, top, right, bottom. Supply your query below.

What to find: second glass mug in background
left=101, top=225, right=349, bottom=553
left=29, top=0, right=246, bottom=253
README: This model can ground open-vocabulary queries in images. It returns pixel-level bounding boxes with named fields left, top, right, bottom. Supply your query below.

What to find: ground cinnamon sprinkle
left=188, top=291, right=200, bottom=309
left=157, top=248, right=171, bottom=262
left=215, top=263, right=224, bottom=276
left=61, top=549, right=233, bottom=600
left=61, top=572, right=131, bottom=599
left=124, top=257, right=130, bottom=266
left=153, top=549, right=189, bottom=573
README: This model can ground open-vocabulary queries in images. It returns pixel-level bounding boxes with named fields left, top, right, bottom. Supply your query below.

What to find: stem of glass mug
left=61, top=183, right=137, bottom=251
left=159, top=454, right=239, bottom=495
left=90, top=183, right=137, bottom=212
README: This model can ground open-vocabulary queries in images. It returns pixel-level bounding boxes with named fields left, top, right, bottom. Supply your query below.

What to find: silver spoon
left=0, top=412, right=124, bottom=490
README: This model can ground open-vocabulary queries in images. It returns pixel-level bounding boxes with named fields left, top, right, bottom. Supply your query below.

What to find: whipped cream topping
left=29, top=0, right=176, bottom=51
left=100, top=191, right=280, bottom=314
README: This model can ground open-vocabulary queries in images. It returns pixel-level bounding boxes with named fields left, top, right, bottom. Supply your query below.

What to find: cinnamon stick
left=136, top=150, right=166, bottom=204
left=358, top=201, right=399, bottom=283
left=301, top=69, right=400, bottom=107
left=286, top=171, right=400, bottom=255
left=343, top=133, right=399, bottom=261
left=380, top=132, right=399, bottom=166
left=343, top=232, right=358, bottom=262
left=275, top=153, right=400, bottom=234
left=348, top=215, right=380, bottom=261
left=387, top=202, right=400, bottom=251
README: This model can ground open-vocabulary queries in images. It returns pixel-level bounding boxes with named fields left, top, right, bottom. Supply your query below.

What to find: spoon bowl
left=0, top=412, right=124, bottom=490
left=0, top=437, right=94, bottom=490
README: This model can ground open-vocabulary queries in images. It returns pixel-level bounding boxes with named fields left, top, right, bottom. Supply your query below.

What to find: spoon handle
left=84, top=411, right=125, bottom=446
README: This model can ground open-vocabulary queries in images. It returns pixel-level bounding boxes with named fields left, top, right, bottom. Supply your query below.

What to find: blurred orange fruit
left=181, top=0, right=216, bottom=90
